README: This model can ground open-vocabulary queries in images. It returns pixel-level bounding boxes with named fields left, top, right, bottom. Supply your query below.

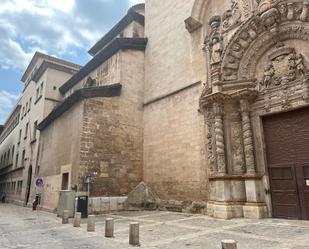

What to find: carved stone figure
left=210, top=37, right=223, bottom=65
left=262, top=62, right=275, bottom=88
left=222, top=0, right=242, bottom=31
left=259, top=44, right=308, bottom=90
left=206, top=16, right=223, bottom=66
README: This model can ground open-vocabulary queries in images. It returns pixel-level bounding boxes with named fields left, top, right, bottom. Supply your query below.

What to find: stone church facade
left=1, top=0, right=309, bottom=220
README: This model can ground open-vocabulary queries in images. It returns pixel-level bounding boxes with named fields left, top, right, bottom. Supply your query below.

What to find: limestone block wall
left=142, top=0, right=217, bottom=203
left=88, top=196, right=127, bottom=214
left=144, top=0, right=204, bottom=101
left=79, top=50, right=145, bottom=197
left=143, top=85, right=207, bottom=202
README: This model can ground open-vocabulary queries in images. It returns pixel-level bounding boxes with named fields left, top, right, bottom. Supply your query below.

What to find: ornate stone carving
left=205, top=108, right=216, bottom=173
left=230, top=114, right=246, bottom=174
left=221, top=0, right=309, bottom=82
left=222, top=0, right=242, bottom=32
left=206, top=16, right=223, bottom=66
left=205, top=16, right=224, bottom=84
left=300, top=2, right=309, bottom=22
left=240, top=99, right=256, bottom=174
left=259, top=43, right=308, bottom=90
left=213, top=102, right=227, bottom=174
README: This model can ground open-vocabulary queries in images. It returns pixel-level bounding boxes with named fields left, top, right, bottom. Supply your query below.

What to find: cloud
left=129, top=0, right=145, bottom=6
left=0, top=90, right=20, bottom=124
left=0, top=0, right=134, bottom=71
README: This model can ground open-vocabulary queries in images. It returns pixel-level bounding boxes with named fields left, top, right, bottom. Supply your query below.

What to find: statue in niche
left=262, top=62, right=275, bottom=88
left=209, top=36, right=223, bottom=65
left=206, top=16, right=223, bottom=66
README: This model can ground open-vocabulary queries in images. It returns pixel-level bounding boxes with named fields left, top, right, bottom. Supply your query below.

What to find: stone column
left=240, top=99, right=255, bottom=174
left=213, top=102, right=227, bottom=174
left=205, top=107, right=216, bottom=173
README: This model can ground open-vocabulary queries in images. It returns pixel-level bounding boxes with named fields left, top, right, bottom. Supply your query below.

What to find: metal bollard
left=129, top=222, right=140, bottom=246
left=87, top=215, right=95, bottom=232
left=105, top=218, right=114, bottom=238
left=62, top=210, right=69, bottom=224
left=73, top=212, right=81, bottom=227
left=221, top=240, right=237, bottom=249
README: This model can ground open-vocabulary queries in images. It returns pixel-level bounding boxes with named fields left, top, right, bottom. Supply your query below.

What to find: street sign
left=36, top=178, right=44, bottom=187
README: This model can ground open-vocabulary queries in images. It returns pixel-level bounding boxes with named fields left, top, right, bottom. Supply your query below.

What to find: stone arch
left=221, top=1, right=309, bottom=82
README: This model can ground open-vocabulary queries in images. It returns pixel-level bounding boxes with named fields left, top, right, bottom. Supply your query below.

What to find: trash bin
left=77, top=195, right=88, bottom=218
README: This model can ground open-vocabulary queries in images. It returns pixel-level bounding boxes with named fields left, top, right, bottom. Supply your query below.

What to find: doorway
left=263, top=107, right=309, bottom=220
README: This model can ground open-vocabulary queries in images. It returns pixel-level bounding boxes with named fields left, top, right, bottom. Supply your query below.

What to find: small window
left=11, top=146, right=15, bottom=164
left=33, top=121, right=38, bottom=140
left=6, top=150, right=11, bottom=165
left=24, top=123, right=29, bottom=139
left=28, top=98, right=32, bottom=112
left=15, top=153, right=19, bottom=168
left=61, top=173, right=69, bottom=190
left=25, top=102, right=28, bottom=116
left=36, top=88, right=40, bottom=100
left=21, top=150, right=25, bottom=167
left=18, top=129, right=22, bottom=142
left=40, top=82, right=44, bottom=96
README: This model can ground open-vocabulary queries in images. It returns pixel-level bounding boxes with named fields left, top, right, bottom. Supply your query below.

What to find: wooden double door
left=263, top=107, right=309, bottom=220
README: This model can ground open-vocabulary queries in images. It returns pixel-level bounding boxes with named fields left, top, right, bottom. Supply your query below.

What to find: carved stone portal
left=200, top=0, right=309, bottom=219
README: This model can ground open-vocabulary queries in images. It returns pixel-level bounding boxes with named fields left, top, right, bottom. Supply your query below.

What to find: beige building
left=1, top=0, right=309, bottom=220
left=0, top=53, right=81, bottom=206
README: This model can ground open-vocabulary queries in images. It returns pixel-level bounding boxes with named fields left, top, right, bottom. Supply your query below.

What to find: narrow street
left=1, top=204, right=309, bottom=249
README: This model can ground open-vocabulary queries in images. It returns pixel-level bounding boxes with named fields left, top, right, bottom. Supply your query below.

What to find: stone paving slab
left=1, top=204, right=309, bottom=249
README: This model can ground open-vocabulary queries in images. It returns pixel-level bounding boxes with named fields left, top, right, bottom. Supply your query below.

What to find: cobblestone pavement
left=1, top=204, right=309, bottom=249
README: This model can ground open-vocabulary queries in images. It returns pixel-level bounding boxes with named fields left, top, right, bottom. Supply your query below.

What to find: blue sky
left=0, top=0, right=144, bottom=124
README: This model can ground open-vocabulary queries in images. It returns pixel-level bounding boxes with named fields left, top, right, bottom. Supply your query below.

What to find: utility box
left=57, top=190, right=75, bottom=218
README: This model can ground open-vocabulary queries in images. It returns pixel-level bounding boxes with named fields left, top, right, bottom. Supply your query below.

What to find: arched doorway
left=25, top=166, right=32, bottom=205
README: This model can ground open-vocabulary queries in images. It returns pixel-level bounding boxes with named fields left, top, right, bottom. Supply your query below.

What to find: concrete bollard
left=62, top=210, right=69, bottom=224
left=221, top=240, right=237, bottom=249
left=105, top=218, right=114, bottom=238
left=87, top=215, right=95, bottom=232
left=73, top=212, right=81, bottom=227
left=129, top=222, right=140, bottom=246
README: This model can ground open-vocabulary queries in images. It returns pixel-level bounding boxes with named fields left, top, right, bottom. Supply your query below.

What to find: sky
left=0, top=0, right=144, bottom=124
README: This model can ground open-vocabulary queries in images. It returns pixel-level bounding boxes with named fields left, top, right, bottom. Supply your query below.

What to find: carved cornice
left=200, top=92, right=230, bottom=109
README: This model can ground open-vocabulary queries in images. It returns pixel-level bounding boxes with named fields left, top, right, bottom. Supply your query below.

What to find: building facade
left=0, top=53, right=80, bottom=206
left=1, top=0, right=309, bottom=220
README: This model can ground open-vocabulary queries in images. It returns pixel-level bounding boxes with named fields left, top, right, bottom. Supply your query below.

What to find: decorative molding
left=185, top=17, right=202, bottom=33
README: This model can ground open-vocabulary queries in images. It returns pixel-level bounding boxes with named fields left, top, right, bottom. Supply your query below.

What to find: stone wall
left=78, top=50, right=145, bottom=197
left=143, top=0, right=212, bottom=204
left=143, top=85, right=208, bottom=202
